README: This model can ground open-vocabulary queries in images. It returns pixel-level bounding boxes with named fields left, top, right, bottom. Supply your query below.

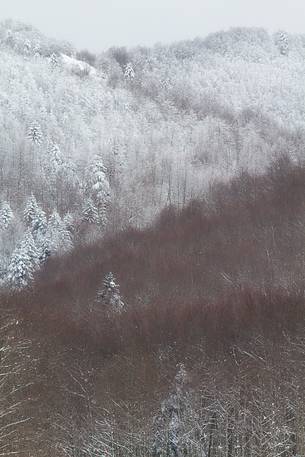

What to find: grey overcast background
left=1, top=0, right=304, bottom=51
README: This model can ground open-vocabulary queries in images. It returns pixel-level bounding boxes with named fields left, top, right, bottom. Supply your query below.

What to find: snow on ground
left=61, top=54, right=97, bottom=77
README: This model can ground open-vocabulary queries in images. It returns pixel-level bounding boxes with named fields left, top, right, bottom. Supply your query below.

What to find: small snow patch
left=60, top=54, right=97, bottom=77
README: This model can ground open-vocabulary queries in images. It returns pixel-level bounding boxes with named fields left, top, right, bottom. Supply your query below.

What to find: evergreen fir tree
left=275, top=30, right=289, bottom=56
left=97, top=202, right=108, bottom=228
left=23, top=230, right=40, bottom=270
left=50, top=52, right=59, bottom=68
left=37, top=235, right=51, bottom=265
left=152, top=364, right=190, bottom=457
left=124, top=62, right=135, bottom=81
left=27, top=121, right=43, bottom=145
left=24, top=195, right=40, bottom=227
left=0, top=202, right=13, bottom=230
left=24, top=197, right=48, bottom=262
left=96, top=272, right=125, bottom=314
left=47, top=211, right=73, bottom=254
left=82, top=198, right=98, bottom=224
left=48, top=210, right=62, bottom=232
left=31, top=206, right=47, bottom=238
left=6, top=239, right=34, bottom=289
left=63, top=213, right=75, bottom=235
left=86, top=154, right=111, bottom=228
left=49, top=141, right=64, bottom=170
left=88, top=154, right=111, bottom=204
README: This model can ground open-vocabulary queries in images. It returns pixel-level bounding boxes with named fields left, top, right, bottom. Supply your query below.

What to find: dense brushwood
left=5, top=156, right=305, bottom=348
left=3, top=157, right=305, bottom=456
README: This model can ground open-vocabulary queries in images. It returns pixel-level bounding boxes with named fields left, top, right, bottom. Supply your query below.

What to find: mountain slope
left=2, top=22, right=305, bottom=290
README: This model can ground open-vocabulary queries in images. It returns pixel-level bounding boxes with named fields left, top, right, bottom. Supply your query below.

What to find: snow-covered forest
left=2, top=18, right=305, bottom=456
left=1, top=21, right=305, bottom=286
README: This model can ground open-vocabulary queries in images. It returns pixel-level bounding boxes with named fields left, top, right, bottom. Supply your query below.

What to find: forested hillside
left=1, top=21, right=305, bottom=287
left=1, top=19, right=305, bottom=457
left=3, top=157, right=305, bottom=456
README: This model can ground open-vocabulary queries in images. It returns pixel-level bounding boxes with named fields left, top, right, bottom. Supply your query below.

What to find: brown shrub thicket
left=3, top=156, right=305, bottom=455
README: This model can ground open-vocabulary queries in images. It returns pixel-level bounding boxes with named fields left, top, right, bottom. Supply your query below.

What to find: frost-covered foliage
left=27, top=121, right=43, bottom=145
left=24, top=195, right=41, bottom=227
left=124, top=62, right=135, bottom=81
left=1, top=196, right=75, bottom=288
left=275, top=30, right=289, bottom=56
left=32, top=206, right=47, bottom=238
left=96, top=272, right=125, bottom=314
left=1, top=23, right=305, bottom=227
left=47, top=211, right=73, bottom=255
left=82, top=198, right=99, bottom=224
left=6, top=234, right=36, bottom=289
left=48, top=142, right=64, bottom=169
left=152, top=364, right=194, bottom=457
left=61, top=53, right=97, bottom=78
left=0, top=19, right=74, bottom=57
left=1, top=21, right=305, bottom=277
left=0, top=202, right=13, bottom=230
left=87, top=154, right=110, bottom=204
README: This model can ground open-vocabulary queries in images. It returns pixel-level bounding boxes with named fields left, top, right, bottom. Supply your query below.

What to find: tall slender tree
left=27, top=121, right=43, bottom=146
left=124, top=62, right=135, bottom=81
left=152, top=364, right=190, bottom=457
left=82, top=198, right=99, bottom=224
left=47, top=211, right=73, bottom=254
left=24, top=195, right=40, bottom=227
left=6, top=238, right=35, bottom=289
left=96, top=272, right=125, bottom=314
left=275, top=30, right=289, bottom=56
left=0, top=202, right=13, bottom=230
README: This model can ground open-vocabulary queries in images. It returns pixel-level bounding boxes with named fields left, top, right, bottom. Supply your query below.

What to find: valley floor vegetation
left=2, top=157, right=305, bottom=456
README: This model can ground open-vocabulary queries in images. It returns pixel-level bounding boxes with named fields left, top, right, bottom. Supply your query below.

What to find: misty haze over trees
left=1, top=19, right=305, bottom=456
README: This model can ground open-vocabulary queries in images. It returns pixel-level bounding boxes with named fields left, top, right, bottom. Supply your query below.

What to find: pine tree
left=24, top=195, right=40, bottom=227
left=88, top=154, right=111, bottom=204
left=0, top=202, right=13, bottom=230
left=50, top=52, right=60, bottom=68
left=48, top=210, right=62, bottom=232
left=6, top=238, right=35, bottom=289
left=152, top=364, right=190, bottom=457
left=275, top=30, right=289, bottom=56
left=97, top=202, right=108, bottom=228
left=23, top=230, right=40, bottom=270
left=82, top=198, right=99, bottom=224
left=37, top=235, right=51, bottom=265
left=48, top=141, right=64, bottom=170
left=86, top=154, right=111, bottom=228
left=27, top=121, right=43, bottom=145
left=24, top=197, right=48, bottom=261
left=124, top=62, right=135, bottom=81
left=63, top=213, right=75, bottom=235
left=47, top=211, right=73, bottom=255
left=31, top=206, right=47, bottom=238
left=96, top=272, right=125, bottom=314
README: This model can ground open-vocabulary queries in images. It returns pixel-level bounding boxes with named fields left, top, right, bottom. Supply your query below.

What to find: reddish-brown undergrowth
left=3, top=156, right=305, bottom=357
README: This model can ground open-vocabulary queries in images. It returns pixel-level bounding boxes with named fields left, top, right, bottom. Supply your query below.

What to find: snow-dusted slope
left=61, top=53, right=97, bottom=77
left=0, top=22, right=305, bottom=253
